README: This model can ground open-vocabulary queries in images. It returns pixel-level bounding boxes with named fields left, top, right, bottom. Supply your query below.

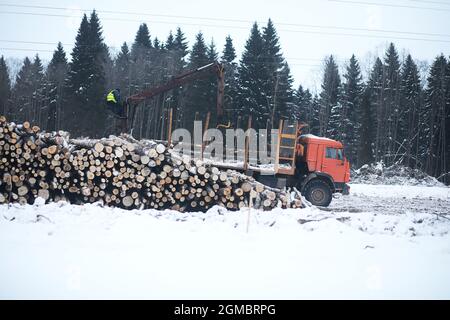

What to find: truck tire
left=303, top=179, right=332, bottom=207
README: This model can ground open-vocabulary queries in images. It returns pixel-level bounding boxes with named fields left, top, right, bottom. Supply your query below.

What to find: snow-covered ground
left=1, top=183, right=449, bottom=299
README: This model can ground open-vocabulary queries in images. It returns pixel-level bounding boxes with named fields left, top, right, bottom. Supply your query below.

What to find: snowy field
left=1, top=183, right=449, bottom=299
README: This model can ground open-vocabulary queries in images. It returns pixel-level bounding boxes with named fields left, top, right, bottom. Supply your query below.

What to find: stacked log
left=0, top=116, right=303, bottom=211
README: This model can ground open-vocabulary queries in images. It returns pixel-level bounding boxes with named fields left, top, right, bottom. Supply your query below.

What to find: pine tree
left=221, top=36, right=239, bottom=121
left=423, top=55, right=447, bottom=178
left=238, top=22, right=266, bottom=128
left=319, top=55, right=341, bottom=136
left=329, top=54, right=362, bottom=163
left=399, top=54, right=422, bottom=168
left=0, top=56, right=11, bottom=116
left=46, top=42, right=68, bottom=131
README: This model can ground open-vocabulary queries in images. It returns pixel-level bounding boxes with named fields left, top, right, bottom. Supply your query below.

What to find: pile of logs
left=0, top=116, right=303, bottom=211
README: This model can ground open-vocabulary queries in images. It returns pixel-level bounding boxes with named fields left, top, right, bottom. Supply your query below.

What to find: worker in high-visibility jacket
left=106, top=88, right=126, bottom=119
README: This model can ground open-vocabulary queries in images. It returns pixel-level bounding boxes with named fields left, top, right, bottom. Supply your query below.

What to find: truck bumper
left=333, top=182, right=350, bottom=195
left=342, top=183, right=350, bottom=195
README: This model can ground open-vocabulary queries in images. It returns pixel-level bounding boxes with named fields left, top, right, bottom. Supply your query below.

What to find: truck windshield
left=326, top=147, right=344, bottom=160
left=337, top=149, right=343, bottom=160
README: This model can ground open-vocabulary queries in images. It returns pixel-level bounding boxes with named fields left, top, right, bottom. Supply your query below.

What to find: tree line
left=0, top=11, right=448, bottom=183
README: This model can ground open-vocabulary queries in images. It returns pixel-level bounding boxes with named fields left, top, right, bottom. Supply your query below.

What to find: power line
left=1, top=11, right=450, bottom=44
left=328, top=0, right=450, bottom=11
left=1, top=3, right=450, bottom=38
left=0, top=46, right=323, bottom=67
left=0, top=39, right=339, bottom=62
left=0, top=47, right=54, bottom=53
left=0, top=39, right=68, bottom=46
left=408, top=0, right=450, bottom=6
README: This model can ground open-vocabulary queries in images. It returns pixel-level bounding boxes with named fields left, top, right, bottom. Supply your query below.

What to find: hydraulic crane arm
left=126, top=61, right=225, bottom=116
left=120, top=61, right=225, bottom=134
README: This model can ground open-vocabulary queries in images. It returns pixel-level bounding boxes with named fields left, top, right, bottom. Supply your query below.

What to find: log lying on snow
left=0, top=116, right=303, bottom=211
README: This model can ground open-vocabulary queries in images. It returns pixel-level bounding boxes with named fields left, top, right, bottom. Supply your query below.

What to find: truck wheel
left=303, top=180, right=332, bottom=207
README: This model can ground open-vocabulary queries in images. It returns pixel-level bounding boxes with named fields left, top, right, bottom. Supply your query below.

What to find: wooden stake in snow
left=246, top=187, right=253, bottom=234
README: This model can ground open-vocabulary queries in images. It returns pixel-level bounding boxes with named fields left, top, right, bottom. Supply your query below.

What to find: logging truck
left=119, top=62, right=350, bottom=207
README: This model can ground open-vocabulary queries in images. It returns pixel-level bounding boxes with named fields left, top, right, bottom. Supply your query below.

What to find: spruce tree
left=329, top=54, right=362, bottom=163
left=261, top=19, right=292, bottom=128
left=309, top=94, right=321, bottom=135
left=153, top=37, right=161, bottom=50
left=165, top=31, right=175, bottom=51
left=358, top=85, right=374, bottom=166
left=222, top=36, right=236, bottom=63
left=28, top=54, right=46, bottom=125
left=13, top=57, right=33, bottom=121
left=238, top=22, right=266, bottom=128
left=294, top=85, right=313, bottom=123
left=183, top=32, right=210, bottom=129
left=275, top=62, right=295, bottom=122
left=221, top=36, right=239, bottom=121
left=46, top=42, right=68, bottom=131
left=174, top=27, right=189, bottom=68
left=319, top=55, right=341, bottom=136
left=0, top=56, right=11, bottom=116
left=423, top=55, right=447, bottom=178
left=368, top=57, right=385, bottom=162
left=383, top=43, right=401, bottom=165
left=115, top=42, right=131, bottom=93
left=66, top=11, right=109, bottom=137
left=166, top=28, right=189, bottom=128
left=399, top=54, right=422, bottom=168
left=131, top=23, right=152, bottom=58
left=130, top=23, right=152, bottom=97
left=206, top=39, right=219, bottom=121
left=30, top=55, right=44, bottom=91
left=446, top=57, right=450, bottom=184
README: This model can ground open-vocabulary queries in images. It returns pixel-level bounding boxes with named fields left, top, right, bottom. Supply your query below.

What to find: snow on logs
left=0, top=117, right=303, bottom=211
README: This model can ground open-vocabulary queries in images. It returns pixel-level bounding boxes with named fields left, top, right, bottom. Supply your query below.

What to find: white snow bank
left=352, top=162, right=445, bottom=187
left=1, top=188, right=450, bottom=299
left=349, top=183, right=450, bottom=199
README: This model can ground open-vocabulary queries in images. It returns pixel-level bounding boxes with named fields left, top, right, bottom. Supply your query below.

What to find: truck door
left=322, top=147, right=345, bottom=183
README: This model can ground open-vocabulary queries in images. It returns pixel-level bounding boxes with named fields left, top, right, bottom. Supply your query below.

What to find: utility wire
left=0, top=40, right=335, bottom=62
left=1, top=11, right=450, bottom=44
left=328, top=0, right=450, bottom=11
left=0, top=47, right=323, bottom=67
left=1, top=3, right=450, bottom=38
left=408, top=0, right=450, bottom=5
left=0, top=47, right=54, bottom=53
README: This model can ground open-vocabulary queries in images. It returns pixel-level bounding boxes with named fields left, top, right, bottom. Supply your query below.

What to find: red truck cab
left=296, top=134, right=351, bottom=206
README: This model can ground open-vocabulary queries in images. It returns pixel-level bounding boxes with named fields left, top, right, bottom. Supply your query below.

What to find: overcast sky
left=1, top=0, right=449, bottom=91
